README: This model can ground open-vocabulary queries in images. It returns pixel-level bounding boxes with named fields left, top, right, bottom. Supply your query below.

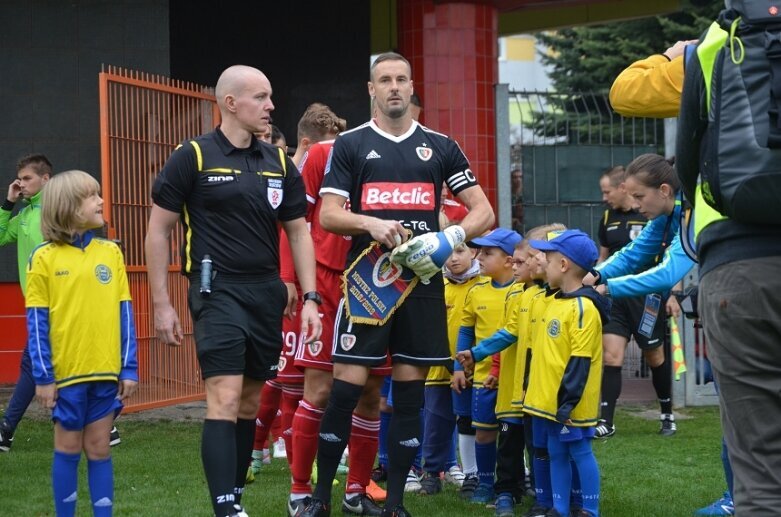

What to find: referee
left=145, top=65, right=322, bottom=517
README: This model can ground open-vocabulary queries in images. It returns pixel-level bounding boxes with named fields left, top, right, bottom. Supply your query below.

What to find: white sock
left=458, top=434, right=477, bottom=475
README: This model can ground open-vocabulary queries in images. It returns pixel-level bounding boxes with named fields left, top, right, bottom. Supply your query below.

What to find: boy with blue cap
left=453, top=227, right=522, bottom=504
left=522, top=230, right=611, bottom=517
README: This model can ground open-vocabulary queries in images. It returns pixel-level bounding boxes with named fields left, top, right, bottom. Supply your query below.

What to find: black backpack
left=701, top=0, right=781, bottom=224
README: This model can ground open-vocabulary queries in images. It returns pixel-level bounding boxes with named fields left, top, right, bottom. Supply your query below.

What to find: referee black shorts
left=332, top=296, right=450, bottom=368
left=602, top=295, right=666, bottom=350
left=188, top=275, right=288, bottom=381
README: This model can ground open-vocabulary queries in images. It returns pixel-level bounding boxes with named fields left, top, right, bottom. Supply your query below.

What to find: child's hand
left=118, top=379, right=138, bottom=401
left=483, top=374, right=498, bottom=390
left=451, top=371, right=468, bottom=394
left=455, top=350, right=474, bottom=371
left=36, top=384, right=57, bottom=409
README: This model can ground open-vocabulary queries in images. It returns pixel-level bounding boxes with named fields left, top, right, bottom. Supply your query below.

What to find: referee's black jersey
left=320, top=120, right=479, bottom=298
left=598, top=207, right=648, bottom=257
left=152, top=127, right=306, bottom=277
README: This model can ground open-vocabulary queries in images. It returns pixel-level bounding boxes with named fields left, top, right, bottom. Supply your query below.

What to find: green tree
left=530, top=0, right=723, bottom=144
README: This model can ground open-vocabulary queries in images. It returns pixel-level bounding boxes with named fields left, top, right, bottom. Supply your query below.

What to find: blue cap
left=469, top=227, right=523, bottom=256
left=528, top=229, right=598, bottom=273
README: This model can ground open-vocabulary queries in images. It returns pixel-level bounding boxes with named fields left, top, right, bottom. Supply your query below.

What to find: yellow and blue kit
left=510, top=283, right=553, bottom=408
left=467, top=282, right=525, bottom=421
left=522, top=287, right=610, bottom=426
left=455, top=278, right=516, bottom=387
left=455, top=277, right=515, bottom=428
left=427, top=272, right=481, bottom=387
left=26, top=232, right=138, bottom=388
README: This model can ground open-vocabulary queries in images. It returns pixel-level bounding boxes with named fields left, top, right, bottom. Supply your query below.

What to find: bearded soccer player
left=299, top=52, right=493, bottom=517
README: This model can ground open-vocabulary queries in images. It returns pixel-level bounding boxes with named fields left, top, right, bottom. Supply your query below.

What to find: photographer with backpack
left=677, top=1, right=781, bottom=514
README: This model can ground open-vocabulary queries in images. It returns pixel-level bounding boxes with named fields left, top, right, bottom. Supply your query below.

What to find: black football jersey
left=598, top=207, right=648, bottom=257
left=321, top=120, right=480, bottom=297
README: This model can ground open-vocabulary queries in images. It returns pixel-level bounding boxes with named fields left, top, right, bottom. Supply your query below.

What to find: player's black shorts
left=602, top=295, right=666, bottom=350
left=332, top=296, right=450, bottom=367
left=188, top=274, right=288, bottom=380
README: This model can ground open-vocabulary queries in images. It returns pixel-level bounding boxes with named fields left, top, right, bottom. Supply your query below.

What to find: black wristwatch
left=302, top=291, right=322, bottom=305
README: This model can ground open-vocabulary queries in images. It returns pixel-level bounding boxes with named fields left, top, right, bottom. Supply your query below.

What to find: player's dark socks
left=233, top=418, right=255, bottom=505
left=202, top=419, right=237, bottom=516
left=601, top=366, right=622, bottom=425
left=650, top=361, right=673, bottom=414
left=312, top=379, right=363, bottom=504
left=385, top=379, right=425, bottom=509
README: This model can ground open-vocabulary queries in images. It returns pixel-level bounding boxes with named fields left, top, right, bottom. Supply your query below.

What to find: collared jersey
left=461, top=278, right=515, bottom=386
left=598, top=208, right=648, bottom=257
left=495, top=282, right=525, bottom=420
left=26, top=238, right=132, bottom=388
left=511, top=284, right=553, bottom=407
left=523, top=294, right=603, bottom=426
left=151, top=127, right=306, bottom=277
left=320, top=119, right=479, bottom=299
left=427, top=274, right=482, bottom=385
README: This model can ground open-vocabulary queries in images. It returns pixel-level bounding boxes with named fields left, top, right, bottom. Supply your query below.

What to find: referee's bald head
left=215, top=65, right=270, bottom=111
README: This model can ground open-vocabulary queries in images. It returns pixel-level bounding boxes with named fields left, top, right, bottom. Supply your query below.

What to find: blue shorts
left=52, top=381, right=122, bottom=431
left=533, top=416, right=595, bottom=447
left=452, top=386, right=472, bottom=417
left=471, top=387, right=498, bottom=430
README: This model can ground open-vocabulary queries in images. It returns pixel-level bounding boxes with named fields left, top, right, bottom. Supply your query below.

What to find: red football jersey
left=279, top=140, right=352, bottom=281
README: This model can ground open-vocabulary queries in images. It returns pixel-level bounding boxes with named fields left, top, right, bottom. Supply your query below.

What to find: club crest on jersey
left=267, top=178, right=284, bottom=209
left=416, top=146, right=433, bottom=161
left=547, top=319, right=561, bottom=338
left=372, top=252, right=404, bottom=288
left=278, top=356, right=287, bottom=371
left=308, top=341, right=323, bottom=356
left=340, top=333, right=356, bottom=351
left=95, top=264, right=112, bottom=284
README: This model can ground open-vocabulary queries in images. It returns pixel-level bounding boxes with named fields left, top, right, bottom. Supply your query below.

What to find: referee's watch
left=302, top=291, right=323, bottom=306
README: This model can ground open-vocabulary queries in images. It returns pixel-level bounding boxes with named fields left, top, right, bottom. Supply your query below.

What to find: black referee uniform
left=152, top=127, right=307, bottom=380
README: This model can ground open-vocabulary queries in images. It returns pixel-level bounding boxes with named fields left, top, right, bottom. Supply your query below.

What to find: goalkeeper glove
left=390, top=225, right=466, bottom=284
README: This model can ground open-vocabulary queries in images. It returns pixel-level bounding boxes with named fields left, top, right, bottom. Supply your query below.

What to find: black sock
left=385, top=379, right=425, bottom=509
left=651, top=360, right=673, bottom=414
left=495, top=421, right=525, bottom=498
left=601, top=366, right=622, bottom=426
left=202, top=419, right=237, bottom=516
left=312, top=379, right=363, bottom=504
left=233, top=418, right=255, bottom=505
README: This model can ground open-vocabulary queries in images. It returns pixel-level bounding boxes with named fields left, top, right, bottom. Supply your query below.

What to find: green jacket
left=0, top=190, right=44, bottom=295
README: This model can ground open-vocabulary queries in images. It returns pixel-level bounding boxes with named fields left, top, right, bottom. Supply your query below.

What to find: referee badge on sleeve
left=267, top=178, right=284, bottom=209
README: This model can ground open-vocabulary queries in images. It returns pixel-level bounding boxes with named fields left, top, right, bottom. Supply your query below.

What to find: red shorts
left=277, top=294, right=305, bottom=384
left=295, top=266, right=391, bottom=376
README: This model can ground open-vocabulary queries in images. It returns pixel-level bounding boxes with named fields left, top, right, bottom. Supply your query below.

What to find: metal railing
left=99, top=66, right=219, bottom=411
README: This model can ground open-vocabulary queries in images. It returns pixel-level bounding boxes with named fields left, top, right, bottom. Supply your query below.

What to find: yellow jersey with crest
left=460, top=278, right=516, bottom=386
left=26, top=238, right=131, bottom=388
left=427, top=275, right=482, bottom=385
left=522, top=294, right=603, bottom=426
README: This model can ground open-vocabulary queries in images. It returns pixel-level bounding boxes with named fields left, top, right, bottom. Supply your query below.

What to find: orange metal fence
left=99, top=66, right=220, bottom=412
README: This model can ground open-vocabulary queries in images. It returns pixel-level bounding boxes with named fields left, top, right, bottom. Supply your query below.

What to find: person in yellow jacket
left=609, top=39, right=696, bottom=118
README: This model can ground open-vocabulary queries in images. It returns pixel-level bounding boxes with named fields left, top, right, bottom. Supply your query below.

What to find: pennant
left=669, top=317, right=687, bottom=381
left=342, top=240, right=419, bottom=325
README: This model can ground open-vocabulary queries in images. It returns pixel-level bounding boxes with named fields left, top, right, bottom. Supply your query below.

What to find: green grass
left=0, top=406, right=725, bottom=516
